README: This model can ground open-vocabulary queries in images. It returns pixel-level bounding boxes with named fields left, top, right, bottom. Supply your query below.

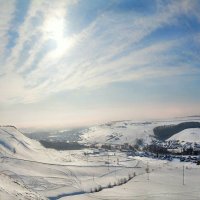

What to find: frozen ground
left=1, top=118, right=200, bottom=200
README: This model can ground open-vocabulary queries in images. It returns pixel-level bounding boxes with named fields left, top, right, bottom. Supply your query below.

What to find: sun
left=42, top=16, right=76, bottom=58
left=43, top=17, right=65, bottom=46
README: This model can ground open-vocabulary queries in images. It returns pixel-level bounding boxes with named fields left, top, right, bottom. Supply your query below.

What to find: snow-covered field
left=1, top=117, right=200, bottom=200
left=67, top=158, right=200, bottom=200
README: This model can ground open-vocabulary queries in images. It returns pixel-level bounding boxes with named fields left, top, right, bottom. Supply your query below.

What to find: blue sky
left=0, top=0, right=200, bottom=128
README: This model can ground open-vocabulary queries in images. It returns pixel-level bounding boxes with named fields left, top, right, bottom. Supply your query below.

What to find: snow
left=0, top=173, right=46, bottom=200
left=61, top=159, right=200, bottom=200
left=0, top=118, right=200, bottom=200
left=167, top=128, right=200, bottom=143
left=0, top=126, right=45, bottom=157
left=80, top=117, right=200, bottom=145
left=81, top=121, right=155, bottom=145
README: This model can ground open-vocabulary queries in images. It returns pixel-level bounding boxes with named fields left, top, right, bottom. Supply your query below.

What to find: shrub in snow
left=117, top=179, right=122, bottom=185
left=118, top=178, right=124, bottom=185
left=98, top=185, right=102, bottom=191
left=91, top=185, right=103, bottom=193
left=108, top=182, right=112, bottom=188
left=123, top=178, right=127, bottom=183
left=128, top=174, right=132, bottom=180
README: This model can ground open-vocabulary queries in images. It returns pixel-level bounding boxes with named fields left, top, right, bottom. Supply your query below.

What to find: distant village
left=85, top=138, right=200, bottom=165
left=150, top=139, right=200, bottom=155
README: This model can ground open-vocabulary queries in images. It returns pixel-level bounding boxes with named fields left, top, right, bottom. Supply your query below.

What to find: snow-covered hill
left=0, top=126, right=81, bottom=199
left=1, top=121, right=200, bottom=200
left=167, top=128, right=200, bottom=143
left=0, top=126, right=70, bottom=163
left=80, top=117, right=200, bottom=145
left=0, top=126, right=43, bottom=158
left=80, top=121, right=155, bottom=145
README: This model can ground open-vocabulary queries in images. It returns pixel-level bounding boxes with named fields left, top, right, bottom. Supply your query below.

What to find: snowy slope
left=1, top=122, right=200, bottom=200
left=0, top=126, right=73, bottom=163
left=0, top=173, right=46, bottom=200
left=80, top=121, right=155, bottom=145
left=167, top=128, right=200, bottom=143
left=64, top=158, right=200, bottom=200
left=80, top=117, right=200, bottom=145
left=0, top=126, right=46, bottom=159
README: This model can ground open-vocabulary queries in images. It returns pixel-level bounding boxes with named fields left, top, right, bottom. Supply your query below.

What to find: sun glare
left=42, top=16, right=77, bottom=58
left=44, top=17, right=65, bottom=46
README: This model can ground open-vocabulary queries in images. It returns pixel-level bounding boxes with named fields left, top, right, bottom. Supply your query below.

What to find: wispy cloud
left=0, top=0, right=200, bottom=104
left=0, top=0, right=15, bottom=62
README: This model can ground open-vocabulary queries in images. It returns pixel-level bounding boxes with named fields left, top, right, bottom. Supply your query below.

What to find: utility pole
left=146, top=161, right=149, bottom=181
left=69, top=151, right=71, bottom=162
left=183, top=165, right=185, bottom=185
left=115, top=163, right=116, bottom=179
left=108, top=151, right=110, bottom=171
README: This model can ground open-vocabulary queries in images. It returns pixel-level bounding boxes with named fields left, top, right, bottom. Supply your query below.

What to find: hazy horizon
left=1, top=0, right=200, bottom=128
left=5, top=114, right=200, bottom=130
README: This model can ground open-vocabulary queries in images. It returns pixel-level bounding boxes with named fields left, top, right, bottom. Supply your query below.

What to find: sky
left=0, top=0, right=200, bottom=128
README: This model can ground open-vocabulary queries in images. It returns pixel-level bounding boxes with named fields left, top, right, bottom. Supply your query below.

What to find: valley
left=1, top=117, right=200, bottom=199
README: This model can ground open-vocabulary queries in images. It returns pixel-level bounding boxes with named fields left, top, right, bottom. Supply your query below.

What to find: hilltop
left=80, top=117, right=200, bottom=145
